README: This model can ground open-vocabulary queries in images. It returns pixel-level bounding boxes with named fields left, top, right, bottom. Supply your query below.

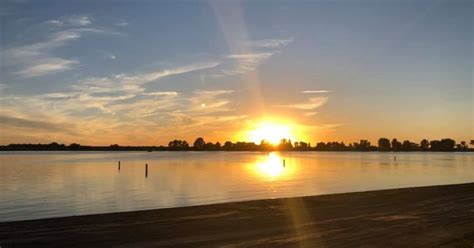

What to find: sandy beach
left=1, top=183, right=473, bottom=247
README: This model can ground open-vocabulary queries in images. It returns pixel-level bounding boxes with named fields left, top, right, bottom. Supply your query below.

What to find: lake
left=0, top=151, right=473, bottom=222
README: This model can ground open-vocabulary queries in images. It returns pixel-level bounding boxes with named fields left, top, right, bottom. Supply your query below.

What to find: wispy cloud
left=68, top=15, right=92, bottom=26
left=4, top=15, right=116, bottom=78
left=3, top=61, right=220, bottom=119
left=219, top=38, right=293, bottom=76
left=222, top=52, right=273, bottom=76
left=142, top=91, right=180, bottom=97
left=194, top=90, right=234, bottom=96
left=284, top=96, right=329, bottom=110
left=0, top=114, right=76, bottom=134
left=115, top=20, right=129, bottom=27
left=15, top=58, right=78, bottom=78
left=246, top=38, right=293, bottom=49
left=301, top=90, right=331, bottom=94
left=79, top=61, right=219, bottom=96
left=44, top=14, right=92, bottom=27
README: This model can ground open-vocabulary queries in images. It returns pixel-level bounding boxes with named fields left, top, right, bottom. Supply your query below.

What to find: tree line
left=168, top=137, right=473, bottom=152
left=1, top=138, right=472, bottom=152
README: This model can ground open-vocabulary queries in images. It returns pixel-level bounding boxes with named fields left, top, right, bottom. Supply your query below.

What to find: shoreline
left=1, top=183, right=473, bottom=247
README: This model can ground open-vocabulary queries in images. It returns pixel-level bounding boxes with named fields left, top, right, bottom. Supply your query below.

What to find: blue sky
left=0, top=0, right=472, bottom=145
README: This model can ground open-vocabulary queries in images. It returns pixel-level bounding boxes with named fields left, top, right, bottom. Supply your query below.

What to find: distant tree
left=69, top=143, right=81, bottom=150
left=420, top=139, right=430, bottom=150
left=401, top=140, right=418, bottom=151
left=215, top=142, right=221, bottom=150
left=278, top=139, right=293, bottom=151
left=391, top=139, right=402, bottom=151
left=359, top=140, right=371, bottom=151
left=223, top=141, right=233, bottom=150
left=233, top=142, right=259, bottom=151
left=430, top=140, right=441, bottom=151
left=168, top=140, right=189, bottom=150
left=260, top=140, right=273, bottom=151
left=378, top=138, right=391, bottom=151
left=203, top=142, right=216, bottom=150
left=430, top=139, right=455, bottom=151
left=470, top=140, right=474, bottom=147
left=440, top=139, right=455, bottom=151
left=315, top=142, right=327, bottom=151
left=294, top=141, right=309, bottom=150
left=193, top=137, right=205, bottom=150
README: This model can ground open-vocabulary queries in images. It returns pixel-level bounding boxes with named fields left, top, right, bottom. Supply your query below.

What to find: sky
left=0, top=0, right=472, bottom=146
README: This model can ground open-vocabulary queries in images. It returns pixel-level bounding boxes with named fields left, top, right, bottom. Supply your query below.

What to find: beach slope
left=1, top=183, right=473, bottom=247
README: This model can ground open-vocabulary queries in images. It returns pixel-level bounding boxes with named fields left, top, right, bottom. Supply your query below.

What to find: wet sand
left=1, top=183, right=473, bottom=247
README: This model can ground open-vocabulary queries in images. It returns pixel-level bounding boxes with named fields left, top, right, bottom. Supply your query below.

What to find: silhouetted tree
left=378, top=138, right=391, bottom=151
left=69, top=143, right=81, bottom=150
left=315, top=142, right=327, bottom=151
left=420, top=139, right=430, bottom=150
left=430, top=139, right=455, bottom=151
left=354, top=140, right=371, bottom=151
left=168, top=140, right=189, bottom=150
left=401, top=140, right=418, bottom=151
left=223, top=141, right=233, bottom=151
left=470, top=140, right=474, bottom=147
left=260, top=140, right=273, bottom=151
left=456, top=141, right=468, bottom=151
left=278, top=139, right=293, bottom=151
left=203, top=142, right=216, bottom=150
left=391, top=138, right=402, bottom=151
left=193, top=137, right=205, bottom=150
left=2, top=137, right=471, bottom=152
left=294, top=141, right=310, bottom=151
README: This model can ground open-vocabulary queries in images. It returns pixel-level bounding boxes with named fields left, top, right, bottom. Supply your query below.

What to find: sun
left=247, top=120, right=295, bottom=145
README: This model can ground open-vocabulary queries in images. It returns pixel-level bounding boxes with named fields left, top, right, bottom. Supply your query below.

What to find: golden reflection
left=249, top=152, right=295, bottom=180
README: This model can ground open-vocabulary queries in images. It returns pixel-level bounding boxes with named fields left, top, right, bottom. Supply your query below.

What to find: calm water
left=0, top=151, right=473, bottom=222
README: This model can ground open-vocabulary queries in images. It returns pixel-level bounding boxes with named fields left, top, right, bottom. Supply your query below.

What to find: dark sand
left=1, top=183, right=473, bottom=248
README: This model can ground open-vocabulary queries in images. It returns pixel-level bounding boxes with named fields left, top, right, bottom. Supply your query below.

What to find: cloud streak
left=217, top=38, right=293, bottom=76
left=284, top=96, right=329, bottom=110
left=246, top=38, right=293, bottom=49
left=15, top=58, right=78, bottom=78
left=4, top=15, right=116, bottom=78
left=301, top=90, right=331, bottom=94
left=44, top=15, right=92, bottom=27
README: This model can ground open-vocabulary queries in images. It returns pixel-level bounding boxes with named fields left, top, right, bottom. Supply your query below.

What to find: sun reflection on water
left=251, top=152, right=293, bottom=180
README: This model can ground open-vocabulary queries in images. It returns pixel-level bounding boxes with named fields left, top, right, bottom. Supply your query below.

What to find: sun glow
left=255, top=152, right=285, bottom=178
left=247, top=121, right=295, bottom=145
left=248, top=152, right=296, bottom=181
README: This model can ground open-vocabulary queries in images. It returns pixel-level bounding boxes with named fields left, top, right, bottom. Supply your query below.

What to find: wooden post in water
left=118, top=161, right=121, bottom=171
left=283, top=159, right=286, bottom=167
left=145, top=163, right=148, bottom=178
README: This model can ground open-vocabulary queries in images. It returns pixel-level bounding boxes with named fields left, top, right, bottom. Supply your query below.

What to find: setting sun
left=247, top=121, right=295, bottom=145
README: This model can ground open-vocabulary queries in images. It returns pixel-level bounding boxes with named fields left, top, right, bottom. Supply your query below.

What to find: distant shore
left=1, top=137, right=473, bottom=152
left=1, top=183, right=473, bottom=247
